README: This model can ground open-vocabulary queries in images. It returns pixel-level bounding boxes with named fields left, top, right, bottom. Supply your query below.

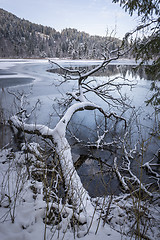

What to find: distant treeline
left=0, top=8, right=124, bottom=59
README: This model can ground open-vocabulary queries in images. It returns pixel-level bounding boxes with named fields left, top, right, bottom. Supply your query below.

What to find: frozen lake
left=0, top=58, right=157, bottom=134
left=0, top=59, right=159, bottom=196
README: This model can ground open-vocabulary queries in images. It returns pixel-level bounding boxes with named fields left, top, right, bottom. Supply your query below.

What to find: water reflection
left=0, top=61, right=159, bottom=197
left=47, top=63, right=159, bottom=196
left=48, top=64, right=149, bottom=80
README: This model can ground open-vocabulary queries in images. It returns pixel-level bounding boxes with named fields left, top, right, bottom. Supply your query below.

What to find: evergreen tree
left=113, top=0, right=160, bottom=105
left=113, top=0, right=160, bottom=80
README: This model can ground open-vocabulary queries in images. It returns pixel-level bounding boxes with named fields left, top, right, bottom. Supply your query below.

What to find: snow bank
left=0, top=148, right=122, bottom=240
left=0, top=145, right=159, bottom=240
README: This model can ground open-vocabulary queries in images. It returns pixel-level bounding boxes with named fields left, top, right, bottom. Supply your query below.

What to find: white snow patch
left=0, top=148, right=123, bottom=240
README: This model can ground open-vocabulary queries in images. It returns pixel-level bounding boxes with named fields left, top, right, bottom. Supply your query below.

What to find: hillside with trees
left=0, top=8, right=122, bottom=59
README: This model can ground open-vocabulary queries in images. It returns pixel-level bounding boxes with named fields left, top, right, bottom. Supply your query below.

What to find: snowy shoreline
left=0, top=147, right=160, bottom=240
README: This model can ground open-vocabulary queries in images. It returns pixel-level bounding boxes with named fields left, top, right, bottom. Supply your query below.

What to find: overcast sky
left=0, top=0, right=139, bottom=39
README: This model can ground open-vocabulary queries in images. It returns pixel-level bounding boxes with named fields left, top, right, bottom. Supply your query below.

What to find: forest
left=0, top=8, right=122, bottom=59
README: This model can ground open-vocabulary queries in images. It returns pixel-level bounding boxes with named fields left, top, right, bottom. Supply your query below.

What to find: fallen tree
left=8, top=43, right=131, bottom=229
left=8, top=42, right=160, bottom=238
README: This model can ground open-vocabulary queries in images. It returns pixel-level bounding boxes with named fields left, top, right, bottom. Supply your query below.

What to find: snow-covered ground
left=0, top=147, right=159, bottom=240
left=0, top=147, right=123, bottom=240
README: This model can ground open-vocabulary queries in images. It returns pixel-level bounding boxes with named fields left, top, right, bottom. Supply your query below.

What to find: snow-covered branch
left=121, top=137, right=153, bottom=197
left=113, top=157, right=129, bottom=191
left=142, top=149, right=160, bottom=188
left=49, top=46, right=128, bottom=83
